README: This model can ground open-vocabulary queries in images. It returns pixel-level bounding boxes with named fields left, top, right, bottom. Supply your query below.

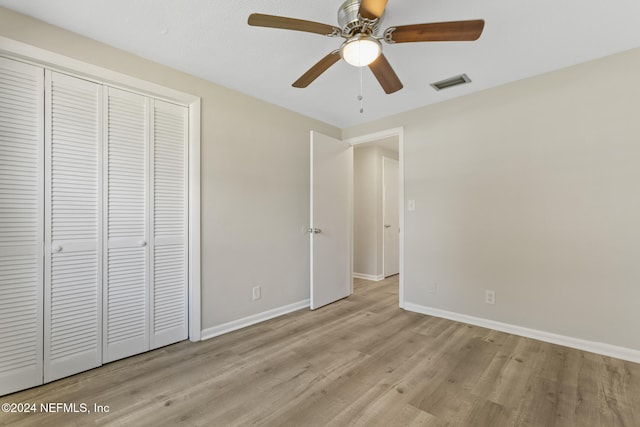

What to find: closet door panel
left=0, top=58, right=44, bottom=395
left=150, top=100, right=188, bottom=349
left=104, top=88, right=149, bottom=362
left=44, top=71, right=102, bottom=382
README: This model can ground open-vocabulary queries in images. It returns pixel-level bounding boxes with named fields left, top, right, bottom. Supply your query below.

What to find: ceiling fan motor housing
left=338, top=0, right=383, bottom=36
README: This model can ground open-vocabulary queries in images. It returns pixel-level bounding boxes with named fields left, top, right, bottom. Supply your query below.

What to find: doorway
left=383, top=156, right=400, bottom=277
left=346, top=128, right=404, bottom=308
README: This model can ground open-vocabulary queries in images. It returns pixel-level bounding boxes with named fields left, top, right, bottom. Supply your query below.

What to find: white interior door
left=103, top=87, right=149, bottom=363
left=383, top=157, right=399, bottom=277
left=0, top=57, right=44, bottom=395
left=150, top=99, right=188, bottom=349
left=44, top=71, right=102, bottom=382
left=310, top=131, right=353, bottom=310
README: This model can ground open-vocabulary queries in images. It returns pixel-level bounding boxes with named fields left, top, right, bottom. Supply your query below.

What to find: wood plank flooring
left=2, top=276, right=639, bottom=426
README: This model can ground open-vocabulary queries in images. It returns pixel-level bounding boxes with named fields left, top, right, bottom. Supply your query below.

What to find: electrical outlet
left=485, top=289, right=495, bottom=305
left=252, top=285, right=261, bottom=301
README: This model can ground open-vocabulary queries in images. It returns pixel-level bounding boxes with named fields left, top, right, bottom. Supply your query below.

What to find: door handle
left=384, top=224, right=391, bottom=228
left=52, top=245, right=62, bottom=253
left=307, top=228, right=322, bottom=234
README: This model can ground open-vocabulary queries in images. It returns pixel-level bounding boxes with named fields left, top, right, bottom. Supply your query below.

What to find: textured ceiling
left=1, top=0, right=639, bottom=128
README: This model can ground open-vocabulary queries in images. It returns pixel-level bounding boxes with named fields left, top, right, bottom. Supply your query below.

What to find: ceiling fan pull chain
left=358, top=65, right=364, bottom=113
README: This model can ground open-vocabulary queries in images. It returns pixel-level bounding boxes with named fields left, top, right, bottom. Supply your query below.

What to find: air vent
left=430, top=74, right=471, bottom=91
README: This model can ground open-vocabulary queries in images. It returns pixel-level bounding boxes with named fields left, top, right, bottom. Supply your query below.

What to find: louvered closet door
left=44, top=71, right=102, bottom=382
left=103, top=87, right=149, bottom=362
left=150, top=100, right=188, bottom=349
left=0, top=57, right=44, bottom=395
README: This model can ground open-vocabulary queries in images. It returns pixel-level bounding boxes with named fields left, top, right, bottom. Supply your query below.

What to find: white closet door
left=43, top=71, right=102, bottom=382
left=103, top=87, right=149, bottom=362
left=150, top=100, right=188, bottom=349
left=0, top=58, right=44, bottom=395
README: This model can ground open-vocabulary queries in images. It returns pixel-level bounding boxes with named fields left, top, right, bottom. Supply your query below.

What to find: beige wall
left=344, top=48, right=640, bottom=351
left=0, top=7, right=340, bottom=330
left=353, top=146, right=378, bottom=277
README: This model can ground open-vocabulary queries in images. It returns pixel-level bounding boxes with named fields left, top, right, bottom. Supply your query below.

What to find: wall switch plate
left=485, top=289, right=495, bottom=305
left=408, top=199, right=416, bottom=211
left=252, top=286, right=261, bottom=301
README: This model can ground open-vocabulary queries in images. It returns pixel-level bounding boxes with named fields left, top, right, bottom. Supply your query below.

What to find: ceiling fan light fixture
left=341, top=34, right=382, bottom=67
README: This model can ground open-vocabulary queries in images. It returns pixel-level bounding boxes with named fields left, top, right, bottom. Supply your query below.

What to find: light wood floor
left=2, top=276, right=639, bottom=426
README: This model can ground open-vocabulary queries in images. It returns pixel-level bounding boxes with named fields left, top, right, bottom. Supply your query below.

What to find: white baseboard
left=201, top=299, right=310, bottom=341
left=404, top=303, right=640, bottom=364
left=353, top=273, right=385, bottom=281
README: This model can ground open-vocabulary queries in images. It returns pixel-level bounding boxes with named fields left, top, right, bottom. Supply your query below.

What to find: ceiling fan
left=248, top=0, right=485, bottom=94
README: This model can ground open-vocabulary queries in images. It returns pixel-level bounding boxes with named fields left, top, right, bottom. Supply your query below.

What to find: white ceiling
left=1, top=0, right=640, bottom=128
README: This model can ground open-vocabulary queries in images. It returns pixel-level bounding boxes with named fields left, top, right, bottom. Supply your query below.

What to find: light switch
left=408, top=199, right=415, bottom=211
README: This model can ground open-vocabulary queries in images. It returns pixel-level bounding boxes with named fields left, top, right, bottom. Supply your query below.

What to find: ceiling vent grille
left=431, top=74, right=471, bottom=91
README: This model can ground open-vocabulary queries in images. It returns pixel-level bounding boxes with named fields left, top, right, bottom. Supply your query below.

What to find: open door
left=383, top=157, right=400, bottom=277
left=310, top=131, right=353, bottom=310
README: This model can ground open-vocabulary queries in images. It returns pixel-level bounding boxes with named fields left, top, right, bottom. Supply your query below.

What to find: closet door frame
left=0, top=37, right=202, bottom=341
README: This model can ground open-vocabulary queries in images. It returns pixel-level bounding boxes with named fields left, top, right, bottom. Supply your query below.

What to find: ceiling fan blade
left=293, top=51, right=342, bottom=88
left=358, top=0, right=388, bottom=20
left=386, top=20, right=485, bottom=43
left=248, top=13, right=340, bottom=36
left=368, top=54, right=403, bottom=94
